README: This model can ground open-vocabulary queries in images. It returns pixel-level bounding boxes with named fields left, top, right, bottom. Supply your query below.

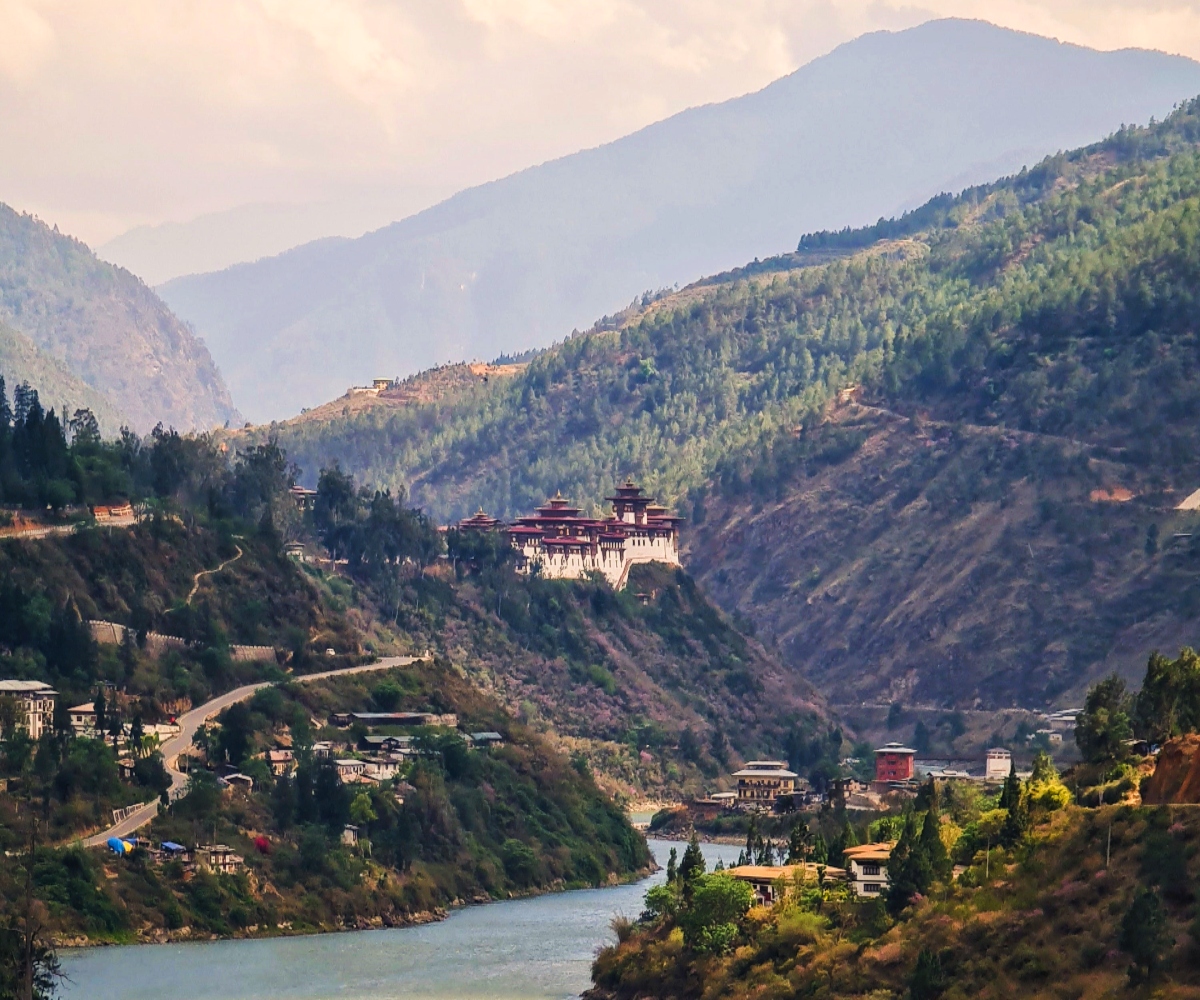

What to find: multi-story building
left=457, top=480, right=682, bottom=590
left=874, top=743, right=916, bottom=784
left=985, top=747, right=1013, bottom=781
left=733, top=760, right=799, bottom=804
left=195, top=844, right=244, bottom=875
left=0, top=680, right=57, bottom=739
left=843, top=843, right=894, bottom=897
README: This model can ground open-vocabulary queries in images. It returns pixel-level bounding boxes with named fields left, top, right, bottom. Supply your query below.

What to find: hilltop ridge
left=0, top=203, right=240, bottom=432
left=160, top=18, right=1200, bottom=422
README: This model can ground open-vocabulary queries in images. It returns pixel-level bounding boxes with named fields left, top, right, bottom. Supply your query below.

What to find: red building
left=874, top=742, right=916, bottom=783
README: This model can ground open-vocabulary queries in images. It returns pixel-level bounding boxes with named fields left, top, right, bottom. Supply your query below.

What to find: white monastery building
left=0, top=680, right=57, bottom=739
left=456, top=480, right=681, bottom=590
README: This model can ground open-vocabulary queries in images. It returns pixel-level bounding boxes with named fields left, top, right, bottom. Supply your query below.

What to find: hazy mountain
left=0, top=203, right=240, bottom=433
left=96, top=189, right=446, bottom=287
left=161, top=18, right=1200, bottom=425
left=0, top=321, right=125, bottom=433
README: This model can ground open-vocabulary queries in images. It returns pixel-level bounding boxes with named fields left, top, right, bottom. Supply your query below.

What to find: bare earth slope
left=0, top=203, right=240, bottom=432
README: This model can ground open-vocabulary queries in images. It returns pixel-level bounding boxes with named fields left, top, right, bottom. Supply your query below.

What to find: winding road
left=186, top=544, right=243, bottom=604
left=80, top=656, right=422, bottom=847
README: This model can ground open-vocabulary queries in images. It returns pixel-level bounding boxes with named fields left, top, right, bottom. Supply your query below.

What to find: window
left=863, top=883, right=881, bottom=893
left=862, top=864, right=880, bottom=876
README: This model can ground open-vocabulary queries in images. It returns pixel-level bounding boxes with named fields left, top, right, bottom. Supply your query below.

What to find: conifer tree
left=679, top=831, right=705, bottom=884
left=665, top=847, right=678, bottom=883
left=886, top=812, right=932, bottom=916
left=999, top=760, right=1028, bottom=847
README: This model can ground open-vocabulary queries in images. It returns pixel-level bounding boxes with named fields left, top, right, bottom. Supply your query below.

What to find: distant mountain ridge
left=0, top=204, right=240, bottom=432
left=161, top=18, right=1200, bottom=423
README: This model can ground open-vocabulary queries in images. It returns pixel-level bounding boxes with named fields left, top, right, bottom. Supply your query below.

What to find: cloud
left=1, top=0, right=1197, bottom=246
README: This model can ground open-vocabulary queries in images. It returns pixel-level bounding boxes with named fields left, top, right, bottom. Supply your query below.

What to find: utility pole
left=1106, top=824, right=1112, bottom=869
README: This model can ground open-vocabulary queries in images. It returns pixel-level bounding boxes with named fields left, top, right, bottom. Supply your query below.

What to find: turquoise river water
left=60, top=839, right=740, bottom=1000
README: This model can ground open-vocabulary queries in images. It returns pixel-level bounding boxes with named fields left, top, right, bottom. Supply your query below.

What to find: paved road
left=80, top=655, right=421, bottom=847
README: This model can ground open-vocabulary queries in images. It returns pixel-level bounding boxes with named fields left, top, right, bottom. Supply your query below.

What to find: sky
left=5, top=0, right=1200, bottom=254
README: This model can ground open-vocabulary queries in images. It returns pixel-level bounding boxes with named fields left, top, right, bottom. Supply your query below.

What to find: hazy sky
left=4, top=0, right=1200, bottom=247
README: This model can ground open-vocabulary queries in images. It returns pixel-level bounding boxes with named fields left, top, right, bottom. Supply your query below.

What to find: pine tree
left=886, top=812, right=932, bottom=916
left=916, top=777, right=945, bottom=873
left=999, top=760, right=1028, bottom=847
left=679, top=831, right=705, bottom=883
left=93, top=689, right=106, bottom=738
left=1119, top=886, right=1168, bottom=981
left=665, top=847, right=678, bottom=883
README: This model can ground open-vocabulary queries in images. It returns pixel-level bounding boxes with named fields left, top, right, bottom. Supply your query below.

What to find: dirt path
left=186, top=544, right=243, bottom=605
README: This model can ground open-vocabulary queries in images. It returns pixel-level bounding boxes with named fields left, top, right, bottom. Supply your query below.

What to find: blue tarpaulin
left=106, top=838, right=127, bottom=854
left=161, top=842, right=187, bottom=853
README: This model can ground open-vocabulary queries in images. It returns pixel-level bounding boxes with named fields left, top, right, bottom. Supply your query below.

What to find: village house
left=843, top=843, right=894, bottom=897
left=733, top=761, right=799, bottom=804
left=335, top=759, right=367, bottom=782
left=265, top=749, right=295, bottom=776
left=874, top=743, right=916, bottom=785
left=0, top=680, right=57, bottom=739
left=458, top=480, right=682, bottom=590
left=342, top=824, right=359, bottom=847
left=727, top=863, right=847, bottom=905
left=363, top=757, right=400, bottom=781
left=68, top=702, right=97, bottom=737
left=223, top=773, right=254, bottom=792
left=195, top=844, right=244, bottom=875
left=984, top=747, right=1012, bottom=781
left=469, top=731, right=504, bottom=749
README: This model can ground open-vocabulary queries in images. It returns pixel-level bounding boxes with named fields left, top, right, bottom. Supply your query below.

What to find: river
left=60, top=839, right=741, bottom=1000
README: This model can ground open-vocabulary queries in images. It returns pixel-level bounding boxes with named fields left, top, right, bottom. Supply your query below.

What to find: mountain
left=0, top=203, right=240, bottom=432
left=160, top=18, right=1200, bottom=424
left=0, top=321, right=125, bottom=433
left=235, top=99, right=1200, bottom=711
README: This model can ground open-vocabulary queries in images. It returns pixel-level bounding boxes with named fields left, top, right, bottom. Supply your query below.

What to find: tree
left=665, top=847, right=678, bottom=883
left=913, top=721, right=931, bottom=754
left=679, top=874, right=753, bottom=953
left=678, top=831, right=706, bottom=884
left=127, top=715, right=145, bottom=759
left=92, top=689, right=106, bottom=737
left=908, top=949, right=946, bottom=1000
left=350, top=791, right=377, bottom=830
left=887, top=702, right=904, bottom=731
left=1076, top=675, right=1133, bottom=764
left=1119, top=886, right=1169, bottom=981
left=999, top=760, right=1027, bottom=847
left=1134, top=648, right=1200, bottom=743
left=917, top=780, right=950, bottom=879
left=886, top=812, right=931, bottom=915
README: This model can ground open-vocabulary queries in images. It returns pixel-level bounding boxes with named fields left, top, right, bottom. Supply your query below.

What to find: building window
left=863, top=883, right=881, bottom=893
left=863, top=864, right=880, bottom=876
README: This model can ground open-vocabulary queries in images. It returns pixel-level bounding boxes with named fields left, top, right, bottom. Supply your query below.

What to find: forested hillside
left=0, top=203, right=239, bottom=432
left=249, top=100, right=1200, bottom=710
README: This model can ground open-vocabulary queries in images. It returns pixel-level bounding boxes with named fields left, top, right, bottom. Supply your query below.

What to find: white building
left=985, top=748, right=1012, bottom=781
left=68, top=702, right=97, bottom=738
left=0, top=680, right=57, bottom=739
left=466, top=481, right=681, bottom=591
left=843, top=843, right=893, bottom=897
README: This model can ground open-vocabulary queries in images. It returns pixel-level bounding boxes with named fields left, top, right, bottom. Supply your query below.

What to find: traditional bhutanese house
left=874, top=743, right=916, bottom=784
left=68, top=702, right=97, bottom=737
left=842, top=842, right=895, bottom=897
left=727, top=863, right=847, bottom=905
left=470, top=731, right=505, bottom=749
left=985, top=747, right=1012, bottom=781
left=733, top=761, right=799, bottom=804
left=265, top=749, right=295, bottom=776
left=335, top=759, right=366, bottom=781
left=195, top=844, right=244, bottom=875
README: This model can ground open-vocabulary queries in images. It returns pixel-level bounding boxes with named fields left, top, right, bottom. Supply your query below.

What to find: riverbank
left=59, top=840, right=736, bottom=1000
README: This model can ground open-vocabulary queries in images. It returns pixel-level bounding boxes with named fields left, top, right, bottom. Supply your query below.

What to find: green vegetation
left=22, top=664, right=648, bottom=945
left=592, top=776, right=1200, bottom=1000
